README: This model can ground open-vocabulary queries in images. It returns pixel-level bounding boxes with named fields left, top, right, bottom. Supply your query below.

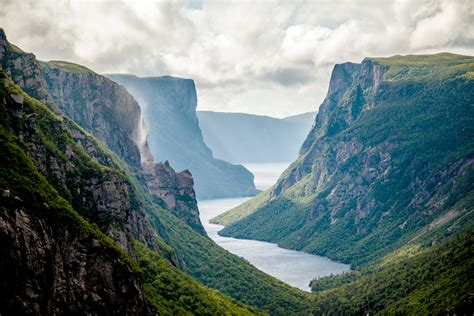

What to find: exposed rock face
left=107, top=74, right=258, bottom=199
left=0, top=192, right=150, bottom=316
left=0, top=78, right=154, bottom=314
left=41, top=64, right=204, bottom=233
left=42, top=62, right=144, bottom=170
left=1, top=77, right=159, bottom=257
left=219, top=54, right=474, bottom=265
left=142, top=161, right=204, bottom=234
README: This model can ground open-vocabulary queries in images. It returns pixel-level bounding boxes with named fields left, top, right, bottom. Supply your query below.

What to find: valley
left=199, top=163, right=350, bottom=291
left=1, top=9, right=473, bottom=314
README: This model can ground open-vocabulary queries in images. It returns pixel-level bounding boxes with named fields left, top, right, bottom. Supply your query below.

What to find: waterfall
left=133, top=100, right=154, bottom=165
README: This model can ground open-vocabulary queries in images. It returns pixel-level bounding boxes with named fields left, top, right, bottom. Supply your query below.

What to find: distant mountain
left=197, top=111, right=315, bottom=163
left=107, top=75, right=258, bottom=200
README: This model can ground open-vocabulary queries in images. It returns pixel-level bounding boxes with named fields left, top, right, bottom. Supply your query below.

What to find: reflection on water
left=199, top=162, right=350, bottom=291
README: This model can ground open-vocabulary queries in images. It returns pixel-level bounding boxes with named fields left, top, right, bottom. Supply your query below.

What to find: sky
left=1, top=0, right=473, bottom=118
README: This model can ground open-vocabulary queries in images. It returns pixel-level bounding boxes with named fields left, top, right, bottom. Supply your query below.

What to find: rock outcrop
left=141, top=161, right=204, bottom=234
left=0, top=30, right=53, bottom=107
left=107, top=74, right=258, bottom=199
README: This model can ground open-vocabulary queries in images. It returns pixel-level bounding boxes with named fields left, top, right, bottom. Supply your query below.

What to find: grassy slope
left=0, top=72, right=261, bottom=315
left=40, top=60, right=94, bottom=74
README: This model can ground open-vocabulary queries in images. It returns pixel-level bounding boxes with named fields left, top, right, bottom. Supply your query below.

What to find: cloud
left=1, top=0, right=473, bottom=117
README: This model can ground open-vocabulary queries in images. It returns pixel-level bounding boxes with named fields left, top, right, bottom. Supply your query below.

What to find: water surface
left=199, top=162, right=350, bottom=291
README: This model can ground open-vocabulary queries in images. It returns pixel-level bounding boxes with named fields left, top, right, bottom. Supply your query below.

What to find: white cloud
left=1, top=0, right=473, bottom=117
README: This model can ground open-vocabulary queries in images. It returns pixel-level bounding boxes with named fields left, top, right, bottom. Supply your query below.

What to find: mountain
left=36, top=60, right=203, bottom=234
left=106, top=74, right=258, bottom=199
left=197, top=111, right=315, bottom=163
left=215, top=53, right=474, bottom=266
left=0, top=29, right=308, bottom=315
left=0, top=71, right=261, bottom=315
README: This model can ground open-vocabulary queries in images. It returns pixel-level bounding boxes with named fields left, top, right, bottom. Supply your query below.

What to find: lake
left=198, top=162, right=350, bottom=291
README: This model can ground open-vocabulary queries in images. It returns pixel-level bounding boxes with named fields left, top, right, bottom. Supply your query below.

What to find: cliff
left=0, top=29, right=203, bottom=234
left=42, top=61, right=145, bottom=170
left=107, top=74, right=258, bottom=199
left=39, top=61, right=204, bottom=233
left=0, top=76, right=152, bottom=314
left=217, top=53, right=474, bottom=266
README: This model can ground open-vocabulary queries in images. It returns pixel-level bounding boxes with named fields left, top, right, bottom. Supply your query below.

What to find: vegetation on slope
left=0, top=72, right=263, bottom=315
left=134, top=241, right=260, bottom=315
left=309, top=228, right=474, bottom=315
left=218, top=53, right=474, bottom=267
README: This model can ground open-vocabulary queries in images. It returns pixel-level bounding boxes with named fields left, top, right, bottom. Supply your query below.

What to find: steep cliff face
left=0, top=30, right=52, bottom=107
left=0, top=190, right=150, bottom=315
left=107, top=74, right=258, bottom=199
left=42, top=61, right=144, bottom=170
left=0, top=80, right=152, bottom=314
left=218, top=53, right=474, bottom=265
left=41, top=64, right=204, bottom=234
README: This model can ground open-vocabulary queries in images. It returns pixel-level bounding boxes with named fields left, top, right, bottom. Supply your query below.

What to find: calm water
left=198, top=162, right=350, bottom=291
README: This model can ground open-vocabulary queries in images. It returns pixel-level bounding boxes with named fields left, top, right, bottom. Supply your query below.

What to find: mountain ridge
left=197, top=110, right=315, bottom=163
left=215, top=52, right=474, bottom=266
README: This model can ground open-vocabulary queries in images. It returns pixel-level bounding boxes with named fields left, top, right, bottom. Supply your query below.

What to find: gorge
left=1, top=23, right=473, bottom=316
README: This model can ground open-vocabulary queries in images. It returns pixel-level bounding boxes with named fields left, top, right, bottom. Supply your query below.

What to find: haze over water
left=199, top=162, right=350, bottom=291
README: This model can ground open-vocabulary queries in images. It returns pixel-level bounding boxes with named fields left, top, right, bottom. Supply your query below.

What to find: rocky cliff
left=0, top=78, right=153, bottom=314
left=40, top=61, right=204, bottom=232
left=141, top=160, right=204, bottom=234
left=0, top=31, right=52, bottom=107
left=42, top=61, right=145, bottom=170
left=0, top=29, right=203, bottom=234
left=107, top=74, right=258, bottom=199
left=0, top=189, right=150, bottom=315
left=217, top=53, right=474, bottom=265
